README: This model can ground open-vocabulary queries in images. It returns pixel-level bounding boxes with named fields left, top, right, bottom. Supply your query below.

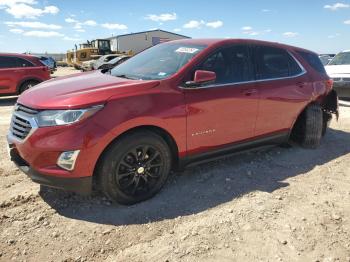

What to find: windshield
left=109, top=57, right=123, bottom=63
left=111, top=43, right=207, bottom=80
left=329, top=52, right=350, bottom=65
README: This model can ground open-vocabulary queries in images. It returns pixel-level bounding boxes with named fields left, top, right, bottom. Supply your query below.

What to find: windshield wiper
left=115, top=74, right=136, bottom=80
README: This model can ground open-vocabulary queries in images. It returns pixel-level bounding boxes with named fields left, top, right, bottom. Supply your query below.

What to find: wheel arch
left=16, top=77, right=42, bottom=93
left=93, top=125, right=180, bottom=180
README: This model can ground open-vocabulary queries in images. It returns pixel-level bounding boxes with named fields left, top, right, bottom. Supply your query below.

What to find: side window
left=255, top=46, right=302, bottom=80
left=197, top=45, right=253, bottom=85
left=16, top=58, right=34, bottom=67
left=0, top=56, right=18, bottom=69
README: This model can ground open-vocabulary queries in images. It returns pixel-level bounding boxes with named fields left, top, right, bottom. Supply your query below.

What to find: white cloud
left=324, top=3, right=349, bottom=10
left=173, top=28, right=181, bottom=32
left=65, top=17, right=77, bottom=23
left=0, top=0, right=36, bottom=6
left=23, top=30, right=63, bottom=37
left=283, top=32, right=299, bottom=38
left=261, top=9, right=271, bottom=12
left=183, top=20, right=205, bottom=29
left=206, top=20, right=223, bottom=29
left=69, top=19, right=97, bottom=31
left=74, top=23, right=82, bottom=29
left=83, top=20, right=97, bottom=26
left=9, top=28, right=24, bottom=34
left=328, top=33, right=341, bottom=38
left=241, top=26, right=271, bottom=36
left=241, top=26, right=253, bottom=31
left=63, top=36, right=82, bottom=41
left=146, top=12, right=177, bottom=22
left=5, top=21, right=62, bottom=29
left=101, top=23, right=127, bottom=30
left=344, top=20, right=350, bottom=24
left=4, top=3, right=59, bottom=19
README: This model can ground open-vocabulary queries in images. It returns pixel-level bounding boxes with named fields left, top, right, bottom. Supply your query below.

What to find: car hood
left=325, top=65, right=350, bottom=76
left=18, top=71, right=161, bottom=109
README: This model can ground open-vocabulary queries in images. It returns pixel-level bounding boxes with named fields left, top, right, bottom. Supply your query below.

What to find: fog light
left=57, top=150, right=80, bottom=171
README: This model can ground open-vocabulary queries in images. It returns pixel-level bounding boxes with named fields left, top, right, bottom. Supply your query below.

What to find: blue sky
left=0, top=0, right=349, bottom=54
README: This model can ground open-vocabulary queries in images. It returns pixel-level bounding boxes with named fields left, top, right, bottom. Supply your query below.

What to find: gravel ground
left=0, top=68, right=350, bottom=262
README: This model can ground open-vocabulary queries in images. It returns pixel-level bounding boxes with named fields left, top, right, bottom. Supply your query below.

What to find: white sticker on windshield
left=175, top=47, right=199, bottom=54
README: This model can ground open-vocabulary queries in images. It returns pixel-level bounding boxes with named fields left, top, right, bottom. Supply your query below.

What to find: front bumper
left=333, top=81, right=350, bottom=98
left=8, top=145, right=92, bottom=195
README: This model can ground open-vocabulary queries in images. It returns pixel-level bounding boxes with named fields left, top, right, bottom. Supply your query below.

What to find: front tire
left=98, top=131, right=172, bottom=205
left=291, top=104, right=323, bottom=149
left=19, top=80, right=39, bottom=94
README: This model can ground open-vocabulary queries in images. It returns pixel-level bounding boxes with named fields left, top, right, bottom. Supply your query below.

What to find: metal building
left=105, top=29, right=190, bottom=54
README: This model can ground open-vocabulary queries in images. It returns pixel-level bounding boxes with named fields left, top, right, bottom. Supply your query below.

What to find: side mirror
left=185, top=70, right=216, bottom=88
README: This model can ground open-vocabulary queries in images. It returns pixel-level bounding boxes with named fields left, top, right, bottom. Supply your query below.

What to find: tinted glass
left=328, top=52, right=350, bottom=66
left=105, top=56, right=117, bottom=62
left=111, top=43, right=206, bottom=80
left=0, top=56, right=18, bottom=69
left=198, top=45, right=253, bottom=84
left=297, top=51, right=326, bottom=74
left=256, top=46, right=302, bottom=80
left=17, top=58, right=34, bottom=67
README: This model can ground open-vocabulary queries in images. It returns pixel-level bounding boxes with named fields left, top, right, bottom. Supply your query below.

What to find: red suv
left=7, top=39, right=338, bottom=204
left=0, top=53, right=50, bottom=95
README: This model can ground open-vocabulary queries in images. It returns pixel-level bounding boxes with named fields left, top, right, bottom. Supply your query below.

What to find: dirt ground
left=1, top=68, right=350, bottom=262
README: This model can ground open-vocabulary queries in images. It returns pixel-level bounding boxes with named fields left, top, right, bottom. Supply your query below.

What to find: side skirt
left=178, top=132, right=289, bottom=170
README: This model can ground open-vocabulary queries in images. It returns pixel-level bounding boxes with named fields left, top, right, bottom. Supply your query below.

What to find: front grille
left=10, top=104, right=39, bottom=140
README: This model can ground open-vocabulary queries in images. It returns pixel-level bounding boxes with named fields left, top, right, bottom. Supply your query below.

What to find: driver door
left=183, top=45, right=259, bottom=155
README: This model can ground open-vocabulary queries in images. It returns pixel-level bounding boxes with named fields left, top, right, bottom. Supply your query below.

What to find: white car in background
left=325, top=50, right=350, bottom=98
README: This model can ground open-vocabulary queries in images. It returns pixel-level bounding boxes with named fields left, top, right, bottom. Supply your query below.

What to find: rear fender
left=322, top=90, right=339, bottom=120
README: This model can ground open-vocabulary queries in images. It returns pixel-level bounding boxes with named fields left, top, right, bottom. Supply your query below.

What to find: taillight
left=325, top=79, right=333, bottom=90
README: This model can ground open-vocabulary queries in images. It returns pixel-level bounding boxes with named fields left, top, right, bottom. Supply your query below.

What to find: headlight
left=35, top=105, right=103, bottom=127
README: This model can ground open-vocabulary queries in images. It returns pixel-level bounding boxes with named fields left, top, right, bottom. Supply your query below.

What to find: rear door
left=0, top=56, right=21, bottom=95
left=17, top=57, right=48, bottom=80
left=253, top=45, right=313, bottom=136
left=184, top=44, right=259, bottom=155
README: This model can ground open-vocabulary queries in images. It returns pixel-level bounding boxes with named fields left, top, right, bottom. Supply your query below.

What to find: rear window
left=297, top=51, right=326, bottom=74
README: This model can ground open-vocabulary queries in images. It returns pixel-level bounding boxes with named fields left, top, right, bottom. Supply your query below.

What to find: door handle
left=242, top=88, right=258, bottom=96
left=296, top=82, right=305, bottom=88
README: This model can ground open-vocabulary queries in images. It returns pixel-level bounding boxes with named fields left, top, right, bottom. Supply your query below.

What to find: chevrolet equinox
left=7, top=39, right=338, bottom=204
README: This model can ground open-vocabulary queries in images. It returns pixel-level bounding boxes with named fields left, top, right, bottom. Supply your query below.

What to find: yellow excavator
left=66, top=39, right=132, bottom=69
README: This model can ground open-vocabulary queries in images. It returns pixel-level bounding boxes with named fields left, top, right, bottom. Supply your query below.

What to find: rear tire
left=98, top=131, right=172, bottom=205
left=322, top=112, right=332, bottom=137
left=19, top=80, right=39, bottom=94
left=291, top=104, right=323, bottom=149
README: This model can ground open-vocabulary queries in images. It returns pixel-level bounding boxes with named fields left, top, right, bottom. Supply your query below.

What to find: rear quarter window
left=255, top=46, right=303, bottom=80
left=297, top=51, right=326, bottom=74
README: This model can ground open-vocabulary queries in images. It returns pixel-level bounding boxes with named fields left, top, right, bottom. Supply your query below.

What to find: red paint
left=10, top=39, right=332, bottom=181
left=0, top=53, right=50, bottom=95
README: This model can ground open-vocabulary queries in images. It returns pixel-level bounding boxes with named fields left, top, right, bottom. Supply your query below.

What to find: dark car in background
left=37, top=56, right=57, bottom=73
left=97, top=55, right=130, bottom=71
left=319, top=54, right=335, bottom=66
left=0, top=53, right=51, bottom=96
